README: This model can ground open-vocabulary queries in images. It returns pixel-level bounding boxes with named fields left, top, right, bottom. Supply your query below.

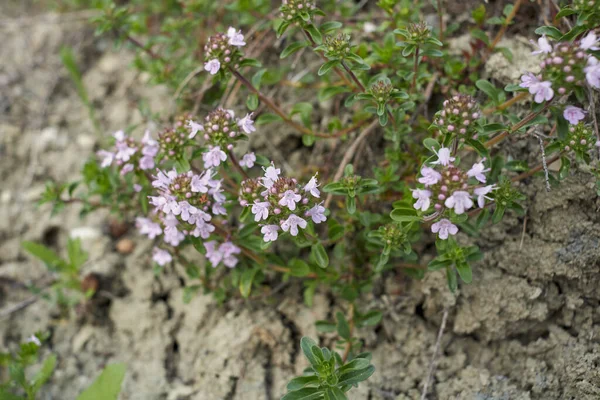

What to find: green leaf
left=446, top=267, right=458, bottom=293
left=455, top=261, right=472, bottom=283
left=360, top=310, right=383, bottom=327
left=76, top=363, right=126, bottom=400
left=238, top=58, right=262, bottom=68
left=246, top=94, right=258, bottom=112
left=428, top=257, right=453, bottom=271
left=465, top=138, right=489, bottom=159
left=289, top=259, right=311, bottom=277
left=282, top=387, right=323, bottom=400
left=325, top=387, right=348, bottom=400
left=320, top=21, right=342, bottom=34
left=339, top=358, right=370, bottom=373
left=475, top=79, right=501, bottom=104
left=337, top=365, right=375, bottom=386
left=423, top=138, right=441, bottom=152
left=555, top=8, right=576, bottom=18
left=346, top=196, right=356, bottom=215
left=286, top=375, right=320, bottom=391
left=281, top=42, right=308, bottom=59
left=239, top=268, right=258, bottom=298
left=304, top=24, right=322, bottom=44
left=336, top=312, right=351, bottom=340
left=256, top=113, right=283, bottom=125
left=318, top=60, right=340, bottom=76
left=534, top=26, right=563, bottom=40
left=300, top=337, right=321, bottom=367
left=67, top=238, right=88, bottom=271
left=390, top=208, right=421, bottom=223
left=32, top=354, right=57, bottom=392
left=277, top=21, right=291, bottom=37
left=21, top=241, right=64, bottom=271
left=315, top=320, right=337, bottom=333
left=303, top=134, right=316, bottom=146
left=311, top=243, right=329, bottom=269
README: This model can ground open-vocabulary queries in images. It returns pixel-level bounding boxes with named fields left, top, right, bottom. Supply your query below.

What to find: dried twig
left=421, top=308, right=449, bottom=400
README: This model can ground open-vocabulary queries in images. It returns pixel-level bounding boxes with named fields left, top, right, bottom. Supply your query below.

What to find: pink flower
left=237, top=113, right=256, bottom=134
left=191, top=171, right=212, bottom=193
left=153, top=247, right=172, bottom=266
left=113, top=130, right=126, bottom=141
left=262, top=164, right=281, bottom=188
left=187, top=120, right=204, bottom=139
left=27, top=335, right=41, bottom=346
left=115, top=141, right=137, bottom=162
left=136, top=217, right=162, bottom=239
left=120, top=163, right=134, bottom=175
left=519, top=72, right=540, bottom=89
left=239, top=152, right=256, bottom=168
left=304, top=174, right=320, bottom=198
left=192, top=220, right=215, bottom=239
left=212, top=202, right=227, bottom=216
left=152, top=169, right=177, bottom=190
left=467, top=161, right=490, bottom=183
left=142, top=130, right=157, bottom=147
left=529, top=80, right=554, bottom=103
left=431, top=219, right=458, bottom=240
left=580, top=32, right=599, bottom=51
left=204, top=241, right=240, bottom=268
left=585, top=57, right=600, bottom=89
left=261, top=225, right=280, bottom=242
left=432, top=147, right=455, bottom=166
left=474, top=185, right=496, bottom=208
left=203, top=146, right=227, bottom=168
left=279, top=190, right=302, bottom=210
left=563, top=106, right=586, bottom=125
left=97, top=150, right=114, bottom=168
left=281, top=214, right=307, bottom=236
left=306, top=203, right=327, bottom=223
left=418, top=166, right=442, bottom=186
left=251, top=201, right=270, bottom=221
left=227, top=27, right=246, bottom=47
left=412, top=189, right=431, bottom=212
left=531, top=35, right=552, bottom=55
left=444, top=191, right=473, bottom=214
left=139, top=155, right=155, bottom=170
left=204, top=59, right=221, bottom=75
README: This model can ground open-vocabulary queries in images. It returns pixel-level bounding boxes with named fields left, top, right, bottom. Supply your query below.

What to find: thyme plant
left=21, top=0, right=600, bottom=396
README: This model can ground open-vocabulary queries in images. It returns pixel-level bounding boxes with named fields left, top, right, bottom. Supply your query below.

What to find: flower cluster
left=433, top=94, right=480, bottom=138
left=280, top=0, right=317, bottom=22
left=322, top=34, right=352, bottom=59
left=97, top=130, right=158, bottom=176
left=413, top=147, right=495, bottom=239
left=239, top=165, right=327, bottom=242
left=520, top=32, right=599, bottom=103
left=186, top=108, right=256, bottom=169
left=205, top=240, right=241, bottom=268
left=561, top=123, right=599, bottom=154
left=140, top=167, right=228, bottom=264
left=369, top=79, right=394, bottom=104
left=203, top=28, right=246, bottom=75
left=157, top=114, right=196, bottom=162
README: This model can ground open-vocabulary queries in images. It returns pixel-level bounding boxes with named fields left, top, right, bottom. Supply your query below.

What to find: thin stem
left=482, top=100, right=553, bottom=149
left=125, top=34, right=167, bottom=63
left=341, top=60, right=366, bottom=92
left=411, top=47, right=420, bottom=93
left=230, top=67, right=371, bottom=138
left=227, top=149, right=250, bottom=180
left=511, top=153, right=562, bottom=182
left=421, top=308, right=449, bottom=400
left=437, top=0, right=444, bottom=42
left=341, top=303, right=355, bottom=363
left=482, top=91, right=528, bottom=115
left=488, top=0, right=523, bottom=52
